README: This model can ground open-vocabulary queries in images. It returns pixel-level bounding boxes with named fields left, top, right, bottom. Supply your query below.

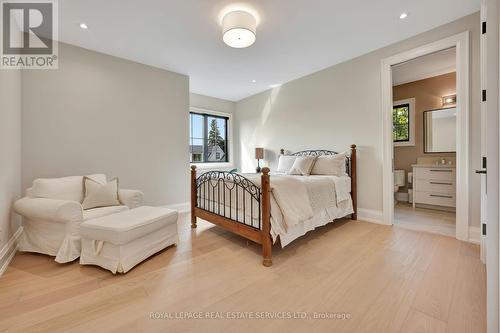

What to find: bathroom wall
left=393, top=72, right=457, bottom=193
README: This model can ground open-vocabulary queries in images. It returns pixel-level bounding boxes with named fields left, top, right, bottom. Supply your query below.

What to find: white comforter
left=198, top=173, right=353, bottom=246
left=241, top=173, right=351, bottom=228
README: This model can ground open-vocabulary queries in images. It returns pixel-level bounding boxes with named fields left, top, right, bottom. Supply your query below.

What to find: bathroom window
left=393, top=98, right=415, bottom=147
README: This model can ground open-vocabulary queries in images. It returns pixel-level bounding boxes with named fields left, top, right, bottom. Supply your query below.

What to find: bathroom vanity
left=412, top=164, right=456, bottom=209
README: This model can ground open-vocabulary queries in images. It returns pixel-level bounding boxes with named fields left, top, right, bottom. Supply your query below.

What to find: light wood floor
left=0, top=214, right=485, bottom=333
left=395, top=203, right=456, bottom=237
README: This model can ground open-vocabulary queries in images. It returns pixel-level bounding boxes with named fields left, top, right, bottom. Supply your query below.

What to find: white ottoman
left=80, top=206, right=178, bottom=273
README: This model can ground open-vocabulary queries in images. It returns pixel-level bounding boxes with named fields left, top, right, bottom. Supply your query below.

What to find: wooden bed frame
left=190, top=144, right=357, bottom=267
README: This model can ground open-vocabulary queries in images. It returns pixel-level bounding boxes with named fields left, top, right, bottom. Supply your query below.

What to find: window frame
left=189, top=107, right=233, bottom=169
left=393, top=98, right=416, bottom=147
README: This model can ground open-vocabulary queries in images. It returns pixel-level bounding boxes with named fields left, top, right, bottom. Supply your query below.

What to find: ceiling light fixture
left=79, top=23, right=88, bottom=29
left=251, top=79, right=257, bottom=83
left=399, top=12, right=408, bottom=19
left=222, top=10, right=257, bottom=48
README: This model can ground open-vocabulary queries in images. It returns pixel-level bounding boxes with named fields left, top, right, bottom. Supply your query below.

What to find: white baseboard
left=468, top=226, right=481, bottom=244
left=357, top=208, right=386, bottom=225
left=164, top=202, right=190, bottom=213
left=0, top=227, right=23, bottom=277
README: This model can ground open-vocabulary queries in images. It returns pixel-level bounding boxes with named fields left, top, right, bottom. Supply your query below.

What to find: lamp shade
left=222, top=10, right=257, bottom=48
left=255, top=148, right=264, bottom=159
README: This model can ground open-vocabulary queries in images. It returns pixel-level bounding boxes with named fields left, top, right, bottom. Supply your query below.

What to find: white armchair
left=13, top=174, right=144, bottom=263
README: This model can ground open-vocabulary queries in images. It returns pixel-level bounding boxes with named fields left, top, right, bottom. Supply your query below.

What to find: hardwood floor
left=0, top=214, right=485, bottom=333
left=395, top=203, right=456, bottom=237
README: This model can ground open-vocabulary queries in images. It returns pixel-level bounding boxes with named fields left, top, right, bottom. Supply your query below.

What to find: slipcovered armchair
left=13, top=174, right=144, bottom=263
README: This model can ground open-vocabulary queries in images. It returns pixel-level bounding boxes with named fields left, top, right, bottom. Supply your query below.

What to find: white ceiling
left=59, top=0, right=479, bottom=101
left=392, top=47, right=456, bottom=86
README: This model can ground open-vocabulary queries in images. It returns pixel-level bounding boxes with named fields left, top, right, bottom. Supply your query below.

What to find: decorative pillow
left=276, top=155, right=296, bottom=174
left=288, top=156, right=317, bottom=175
left=32, top=174, right=106, bottom=202
left=311, top=152, right=347, bottom=176
left=82, top=177, right=121, bottom=210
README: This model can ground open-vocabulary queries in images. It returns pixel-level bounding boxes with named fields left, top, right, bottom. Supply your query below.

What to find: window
left=393, top=103, right=410, bottom=142
left=393, top=98, right=415, bottom=147
left=189, top=111, right=229, bottom=163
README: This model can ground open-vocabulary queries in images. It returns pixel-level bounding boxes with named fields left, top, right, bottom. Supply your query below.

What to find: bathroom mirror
left=423, top=107, right=456, bottom=153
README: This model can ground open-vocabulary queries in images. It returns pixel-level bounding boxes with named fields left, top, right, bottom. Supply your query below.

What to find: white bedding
left=198, top=173, right=353, bottom=247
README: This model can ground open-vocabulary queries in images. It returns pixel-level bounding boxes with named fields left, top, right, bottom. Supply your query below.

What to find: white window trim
left=393, top=98, right=416, bottom=147
left=189, top=107, right=234, bottom=170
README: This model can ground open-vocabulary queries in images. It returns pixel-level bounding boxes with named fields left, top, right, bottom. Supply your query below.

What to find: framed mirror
left=423, top=107, right=456, bottom=153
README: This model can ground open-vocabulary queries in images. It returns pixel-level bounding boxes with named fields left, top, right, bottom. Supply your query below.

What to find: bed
left=190, top=145, right=357, bottom=267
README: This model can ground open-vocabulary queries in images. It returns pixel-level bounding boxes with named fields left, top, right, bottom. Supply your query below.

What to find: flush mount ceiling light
left=79, top=23, right=88, bottom=29
left=222, top=10, right=257, bottom=48
left=399, top=12, right=408, bottom=19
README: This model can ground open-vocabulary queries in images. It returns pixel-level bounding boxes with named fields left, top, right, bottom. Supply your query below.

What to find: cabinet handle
left=429, top=182, right=453, bottom=185
left=429, top=169, right=452, bottom=172
left=430, top=194, right=453, bottom=198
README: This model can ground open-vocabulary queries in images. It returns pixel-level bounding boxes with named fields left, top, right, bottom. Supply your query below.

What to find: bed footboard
left=190, top=166, right=273, bottom=267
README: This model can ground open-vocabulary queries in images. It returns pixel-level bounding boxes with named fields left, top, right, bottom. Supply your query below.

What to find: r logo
left=1, top=0, right=58, bottom=69
left=2, top=2, right=53, bottom=54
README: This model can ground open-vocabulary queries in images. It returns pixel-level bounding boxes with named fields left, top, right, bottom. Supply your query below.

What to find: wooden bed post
left=350, top=144, right=357, bottom=220
left=191, top=165, right=197, bottom=228
left=261, top=167, right=272, bottom=267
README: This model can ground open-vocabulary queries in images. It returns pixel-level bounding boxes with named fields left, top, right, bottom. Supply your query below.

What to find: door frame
left=380, top=32, right=470, bottom=241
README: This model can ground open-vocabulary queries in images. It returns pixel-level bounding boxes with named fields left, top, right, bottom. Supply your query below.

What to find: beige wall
left=0, top=68, right=22, bottom=265
left=190, top=93, right=235, bottom=115
left=22, top=42, right=190, bottom=206
left=393, top=72, right=457, bottom=193
left=235, top=12, right=481, bottom=226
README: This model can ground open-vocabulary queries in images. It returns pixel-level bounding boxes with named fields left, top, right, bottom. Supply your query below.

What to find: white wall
left=235, top=12, right=481, bottom=225
left=0, top=68, right=22, bottom=266
left=22, top=42, right=190, bottom=206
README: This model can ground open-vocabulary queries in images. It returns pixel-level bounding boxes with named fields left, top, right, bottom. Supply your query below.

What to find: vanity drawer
left=414, top=167, right=455, bottom=181
left=415, top=179, right=456, bottom=193
left=414, top=191, right=456, bottom=207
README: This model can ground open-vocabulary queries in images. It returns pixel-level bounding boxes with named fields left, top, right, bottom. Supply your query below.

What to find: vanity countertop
left=411, top=164, right=456, bottom=168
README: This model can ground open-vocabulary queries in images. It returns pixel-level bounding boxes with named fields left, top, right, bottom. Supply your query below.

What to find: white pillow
left=82, top=177, right=121, bottom=210
left=311, top=152, right=348, bottom=176
left=32, top=174, right=106, bottom=202
left=276, top=155, right=296, bottom=174
left=288, top=156, right=317, bottom=175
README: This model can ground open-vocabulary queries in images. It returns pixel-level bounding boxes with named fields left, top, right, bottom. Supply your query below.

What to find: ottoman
left=79, top=206, right=178, bottom=273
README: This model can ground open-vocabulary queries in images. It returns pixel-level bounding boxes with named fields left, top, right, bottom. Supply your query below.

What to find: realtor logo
left=1, top=0, right=58, bottom=69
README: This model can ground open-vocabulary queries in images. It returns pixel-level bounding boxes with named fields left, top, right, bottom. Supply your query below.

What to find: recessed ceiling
left=59, top=0, right=479, bottom=101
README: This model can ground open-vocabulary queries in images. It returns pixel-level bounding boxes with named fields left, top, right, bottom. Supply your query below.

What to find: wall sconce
left=442, top=94, right=457, bottom=106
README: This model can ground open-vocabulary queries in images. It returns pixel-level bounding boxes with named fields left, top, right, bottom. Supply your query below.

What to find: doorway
left=391, top=48, right=457, bottom=237
left=380, top=32, right=470, bottom=241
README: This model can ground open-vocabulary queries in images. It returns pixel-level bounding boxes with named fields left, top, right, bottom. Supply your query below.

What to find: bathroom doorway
left=391, top=48, right=457, bottom=237
left=381, top=31, right=472, bottom=243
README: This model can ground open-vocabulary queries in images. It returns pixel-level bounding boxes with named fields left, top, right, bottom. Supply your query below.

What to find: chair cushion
left=83, top=205, right=129, bottom=221
left=80, top=206, right=178, bottom=245
left=32, top=174, right=106, bottom=202
left=82, top=177, right=121, bottom=209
